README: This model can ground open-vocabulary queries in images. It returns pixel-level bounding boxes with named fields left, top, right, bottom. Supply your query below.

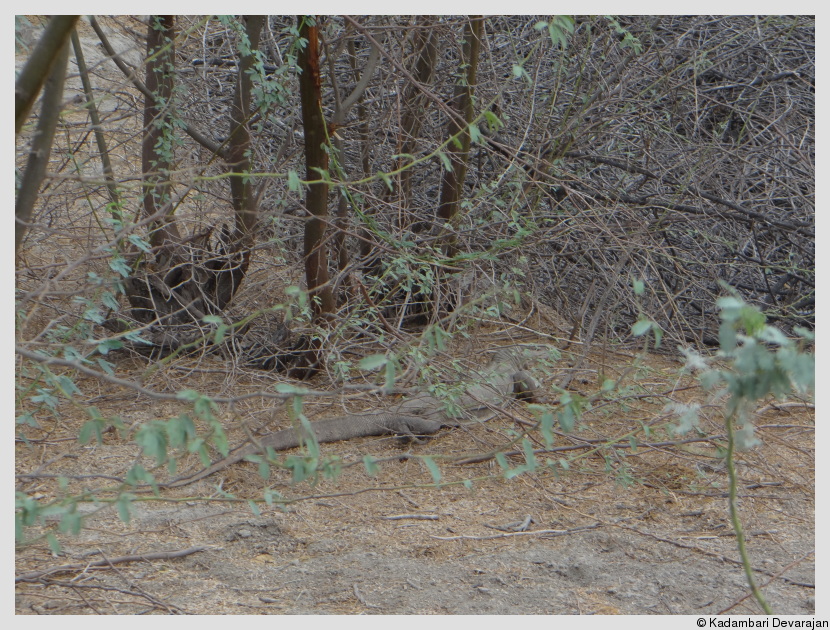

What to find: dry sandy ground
left=15, top=348, right=815, bottom=615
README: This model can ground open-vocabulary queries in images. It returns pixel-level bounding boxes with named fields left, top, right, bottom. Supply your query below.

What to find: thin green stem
left=725, top=410, right=773, bottom=614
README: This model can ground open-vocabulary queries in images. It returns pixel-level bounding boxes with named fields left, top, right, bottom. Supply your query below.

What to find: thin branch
left=15, top=15, right=79, bottom=134
left=336, top=41, right=380, bottom=123
left=15, top=546, right=212, bottom=583
left=89, top=16, right=225, bottom=158
left=15, top=36, right=70, bottom=253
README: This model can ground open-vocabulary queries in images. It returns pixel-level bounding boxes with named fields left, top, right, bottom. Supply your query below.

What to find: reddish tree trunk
left=297, top=16, right=336, bottom=319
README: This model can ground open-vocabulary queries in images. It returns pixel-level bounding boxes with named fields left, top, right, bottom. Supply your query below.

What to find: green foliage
left=604, top=16, right=644, bottom=53
left=362, top=455, right=379, bottom=477
left=511, top=64, right=529, bottom=82
left=421, top=456, right=442, bottom=485
left=556, top=391, right=584, bottom=432
left=495, top=437, right=539, bottom=480
left=674, top=291, right=813, bottom=442
left=359, top=353, right=389, bottom=371
left=630, top=280, right=664, bottom=348
left=632, top=317, right=663, bottom=348
left=539, top=409, right=555, bottom=448
left=135, top=422, right=169, bottom=465
left=535, top=16, right=576, bottom=49
left=287, top=169, right=302, bottom=192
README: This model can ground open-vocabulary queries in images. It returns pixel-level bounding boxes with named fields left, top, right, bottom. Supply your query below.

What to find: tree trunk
left=229, top=15, right=263, bottom=242
left=15, top=34, right=70, bottom=253
left=142, top=15, right=180, bottom=253
left=297, top=16, right=336, bottom=319
left=436, top=16, right=483, bottom=256
left=397, top=19, right=439, bottom=213
left=71, top=29, right=120, bottom=211
left=124, top=16, right=254, bottom=333
left=15, top=15, right=78, bottom=135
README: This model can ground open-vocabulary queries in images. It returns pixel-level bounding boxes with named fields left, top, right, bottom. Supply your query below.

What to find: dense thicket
left=16, top=16, right=814, bottom=369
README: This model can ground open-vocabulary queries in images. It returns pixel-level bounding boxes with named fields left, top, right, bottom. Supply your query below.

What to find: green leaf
left=109, top=257, right=132, bottom=277
left=248, top=499, right=261, bottom=516
left=794, top=326, right=814, bottom=341
left=165, top=414, right=196, bottom=448
left=213, top=324, right=228, bottom=344
left=378, top=171, right=393, bottom=192
left=483, top=109, right=503, bottom=131
left=758, top=325, right=789, bottom=346
left=59, top=511, right=82, bottom=535
left=127, top=234, right=153, bottom=253
left=55, top=375, right=80, bottom=397
left=287, top=169, right=302, bottom=192
left=16, top=413, right=39, bottom=428
left=359, top=354, right=388, bottom=371
left=668, top=402, right=700, bottom=434
left=126, top=464, right=154, bottom=486
left=194, top=396, right=216, bottom=421
left=422, top=456, right=442, bottom=485
left=652, top=324, right=663, bottom=348
left=716, top=296, right=744, bottom=320
left=194, top=440, right=210, bottom=466
left=263, top=488, right=282, bottom=506
left=176, top=389, right=201, bottom=402
left=116, top=493, right=133, bottom=523
left=209, top=421, right=229, bottom=457
left=631, top=319, right=652, bottom=337
left=539, top=410, right=555, bottom=448
left=558, top=404, right=576, bottom=433
left=383, top=361, right=396, bottom=392
left=46, top=532, right=61, bottom=555
left=362, top=454, right=379, bottom=476
left=547, top=16, right=575, bottom=50
left=734, top=424, right=761, bottom=450
left=79, top=420, right=103, bottom=445
left=437, top=151, right=452, bottom=172
left=135, top=423, right=167, bottom=465
left=297, top=413, right=320, bottom=459
left=92, top=358, right=113, bottom=378
left=102, top=291, right=120, bottom=310
left=63, top=346, right=85, bottom=362
left=468, top=123, right=482, bottom=144
left=96, top=338, right=123, bottom=356
left=83, top=306, right=104, bottom=324
left=740, top=306, right=767, bottom=336
left=718, top=320, right=737, bottom=352
left=521, top=439, right=537, bottom=470
left=632, top=278, right=644, bottom=295
left=310, top=167, right=331, bottom=182
left=275, top=383, right=309, bottom=395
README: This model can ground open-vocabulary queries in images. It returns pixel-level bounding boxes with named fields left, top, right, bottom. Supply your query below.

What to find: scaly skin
left=163, top=350, right=540, bottom=488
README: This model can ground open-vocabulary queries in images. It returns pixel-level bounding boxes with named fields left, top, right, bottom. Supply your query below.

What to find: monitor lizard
left=162, top=349, right=541, bottom=488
